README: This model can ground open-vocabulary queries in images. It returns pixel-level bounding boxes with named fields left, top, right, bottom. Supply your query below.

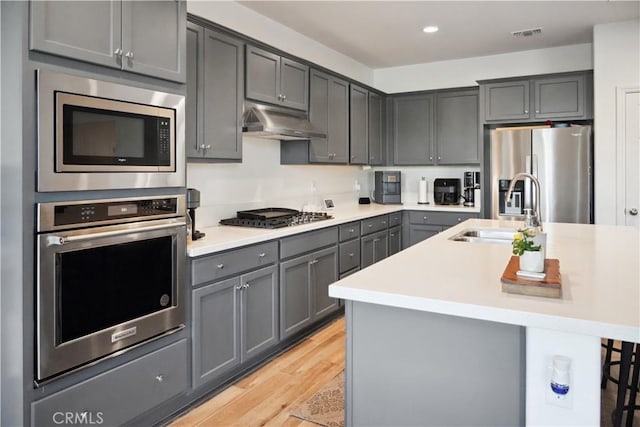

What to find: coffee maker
left=187, top=188, right=205, bottom=240
left=374, top=171, right=402, bottom=204
left=463, top=172, right=480, bottom=207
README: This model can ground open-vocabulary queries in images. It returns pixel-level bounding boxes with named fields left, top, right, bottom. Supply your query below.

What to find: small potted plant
left=512, top=228, right=545, bottom=273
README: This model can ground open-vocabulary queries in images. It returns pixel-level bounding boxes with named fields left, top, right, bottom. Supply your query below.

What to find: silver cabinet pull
left=524, top=110, right=529, bottom=114
left=630, top=208, right=638, bottom=216
left=457, top=218, right=462, bottom=222
left=258, top=252, right=266, bottom=258
left=348, top=253, right=354, bottom=257
left=309, top=259, right=318, bottom=265
left=423, top=216, right=428, bottom=220
left=217, top=264, right=224, bottom=269
left=243, top=283, right=250, bottom=289
left=125, top=51, right=134, bottom=60
left=381, top=221, right=386, bottom=225
left=390, top=233, right=395, bottom=237
left=235, top=283, right=243, bottom=290
left=155, top=375, right=164, bottom=383
left=114, top=48, right=123, bottom=57
left=373, top=238, right=380, bottom=242
left=349, top=228, right=355, bottom=233
left=282, top=94, right=287, bottom=101
left=368, top=224, right=373, bottom=228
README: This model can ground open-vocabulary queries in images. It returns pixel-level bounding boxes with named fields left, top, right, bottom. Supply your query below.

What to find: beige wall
left=593, top=19, right=640, bottom=225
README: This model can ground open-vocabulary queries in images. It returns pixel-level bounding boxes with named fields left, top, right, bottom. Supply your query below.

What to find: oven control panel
left=37, top=195, right=186, bottom=232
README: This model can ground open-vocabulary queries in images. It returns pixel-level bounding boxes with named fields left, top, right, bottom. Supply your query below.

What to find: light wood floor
left=169, top=317, right=346, bottom=427
left=169, top=318, right=638, bottom=426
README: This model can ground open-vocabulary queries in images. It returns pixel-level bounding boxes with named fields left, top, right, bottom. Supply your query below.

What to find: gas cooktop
left=220, top=208, right=332, bottom=229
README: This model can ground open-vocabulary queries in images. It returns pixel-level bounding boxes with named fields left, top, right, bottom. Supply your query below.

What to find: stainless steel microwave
left=36, top=69, right=185, bottom=192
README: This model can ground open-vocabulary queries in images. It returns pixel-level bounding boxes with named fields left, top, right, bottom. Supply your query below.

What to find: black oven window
left=56, top=236, right=173, bottom=344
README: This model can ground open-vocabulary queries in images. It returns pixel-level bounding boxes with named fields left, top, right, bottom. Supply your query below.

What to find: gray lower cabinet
left=368, top=91, right=385, bottom=165
left=308, top=69, right=349, bottom=163
left=280, top=246, right=338, bottom=338
left=349, top=84, right=369, bottom=165
left=481, top=72, right=592, bottom=122
left=392, top=94, right=435, bottom=165
left=29, top=0, right=186, bottom=82
left=435, top=89, right=479, bottom=164
left=279, top=227, right=339, bottom=339
left=388, top=225, right=402, bottom=256
left=245, top=45, right=309, bottom=111
left=186, top=23, right=244, bottom=160
left=31, top=340, right=188, bottom=426
left=403, top=211, right=479, bottom=249
left=192, top=264, right=278, bottom=388
left=361, top=230, right=388, bottom=269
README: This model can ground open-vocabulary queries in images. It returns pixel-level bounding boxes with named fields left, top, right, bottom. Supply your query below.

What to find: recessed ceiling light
left=423, top=26, right=439, bottom=34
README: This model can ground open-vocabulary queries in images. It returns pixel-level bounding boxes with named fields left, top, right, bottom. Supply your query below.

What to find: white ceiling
left=237, top=1, right=640, bottom=68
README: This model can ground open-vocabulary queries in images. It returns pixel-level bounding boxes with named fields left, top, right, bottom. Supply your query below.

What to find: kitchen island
left=329, top=219, right=640, bottom=426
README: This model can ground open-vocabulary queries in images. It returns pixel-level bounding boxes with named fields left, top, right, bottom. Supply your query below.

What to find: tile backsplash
left=187, top=136, right=480, bottom=228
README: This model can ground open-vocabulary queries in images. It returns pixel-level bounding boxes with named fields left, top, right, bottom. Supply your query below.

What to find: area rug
left=290, top=371, right=344, bottom=427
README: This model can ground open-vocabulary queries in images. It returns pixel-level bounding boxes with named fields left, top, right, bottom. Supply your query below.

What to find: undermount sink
left=449, top=228, right=516, bottom=244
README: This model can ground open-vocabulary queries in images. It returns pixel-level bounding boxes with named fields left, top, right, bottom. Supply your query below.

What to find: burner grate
left=220, top=211, right=332, bottom=229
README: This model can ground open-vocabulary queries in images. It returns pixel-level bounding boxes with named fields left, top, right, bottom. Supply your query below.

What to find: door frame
left=615, top=86, right=640, bottom=225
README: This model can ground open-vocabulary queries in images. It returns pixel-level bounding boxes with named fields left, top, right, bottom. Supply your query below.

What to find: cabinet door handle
left=390, top=233, right=395, bottom=237
left=438, top=156, right=441, bottom=160
left=282, top=94, right=287, bottom=101
left=381, top=221, right=386, bottom=225
left=258, top=252, right=266, bottom=258
left=125, top=51, right=134, bottom=60
left=457, top=218, right=462, bottom=222
left=235, top=283, right=243, bottom=290
left=368, top=224, right=373, bottom=228
left=373, top=238, right=380, bottom=242
left=524, top=109, right=529, bottom=114
left=535, top=110, right=539, bottom=114
left=309, top=259, right=318, bottom=265
left=113, top=48, right=123, bottom=57
left=217, top=263, right=224, bottom=269
left=423, top=216, right=428, bottom=220
left=348, top=253, right=354, bottom=257
left=429, top=156, right=433, bottom=161
left=243, top=283, right=250, bottom=289
left=349, top=228, right=355, bottom=233
left=155, top=375, right=164, bottom=383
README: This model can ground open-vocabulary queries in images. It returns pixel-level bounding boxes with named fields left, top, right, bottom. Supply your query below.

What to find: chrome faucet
left=505, top=172, right=543, bottom=231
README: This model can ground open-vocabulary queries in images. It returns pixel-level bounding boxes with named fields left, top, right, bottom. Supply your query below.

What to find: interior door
left=622, top=91, right=640, bottom=228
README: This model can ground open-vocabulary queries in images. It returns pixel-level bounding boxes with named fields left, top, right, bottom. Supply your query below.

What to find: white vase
left=520, top=250, right=544, bottom=273
left=532, top=232, right=547, bottom=260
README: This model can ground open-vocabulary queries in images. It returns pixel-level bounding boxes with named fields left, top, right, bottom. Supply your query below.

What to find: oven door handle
left=45, top=222, right=185, bottom=246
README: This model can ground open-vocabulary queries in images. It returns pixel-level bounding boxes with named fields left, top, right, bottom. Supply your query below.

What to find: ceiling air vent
left=511, top=27, right=543, bottom=37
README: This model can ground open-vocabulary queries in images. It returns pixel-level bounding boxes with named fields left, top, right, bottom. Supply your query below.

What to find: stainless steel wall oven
left=36, top=69, right=185, bottom=192
left=35, top=195, right=186, bottom=382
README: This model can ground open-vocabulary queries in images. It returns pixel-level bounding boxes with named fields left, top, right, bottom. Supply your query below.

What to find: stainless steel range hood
left=242, top=103, right=326, bottom=140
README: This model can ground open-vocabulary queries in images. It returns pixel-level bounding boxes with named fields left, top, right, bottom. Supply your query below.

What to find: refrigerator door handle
left=531, top=154, right=538, bottom=177
left=524, top=155, right=532, bottom=210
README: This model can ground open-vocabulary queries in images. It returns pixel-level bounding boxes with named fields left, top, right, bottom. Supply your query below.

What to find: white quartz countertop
left=329, top=219, right=640, bottom=343
left=187, top=203, right=479, bottom=257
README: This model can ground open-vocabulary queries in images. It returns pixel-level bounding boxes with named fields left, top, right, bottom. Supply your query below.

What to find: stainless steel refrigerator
left=489, top=126, right=592, bottom=224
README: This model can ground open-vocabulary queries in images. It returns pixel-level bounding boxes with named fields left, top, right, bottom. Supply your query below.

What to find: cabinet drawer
left=192, top=241, right=278, bottom=286
left=339, top=221, right=361, bottom=242
left=388, top=211, right=402, bottom=227
left=339, top=239, right=361, bottom=273
left=280, top=227, right=338, bottom=260
left=31, top=339, right=188, bottom=427
left=407, top=211, right=477, bottom=226
left=361, top=215, right=388, bottom=235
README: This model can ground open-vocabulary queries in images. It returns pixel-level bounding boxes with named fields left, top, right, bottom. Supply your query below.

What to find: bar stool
left=602, top=340, right=640, bottom=426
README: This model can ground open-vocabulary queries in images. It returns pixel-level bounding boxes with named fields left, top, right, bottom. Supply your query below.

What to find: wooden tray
left=501, top=256, right=562, bottom=298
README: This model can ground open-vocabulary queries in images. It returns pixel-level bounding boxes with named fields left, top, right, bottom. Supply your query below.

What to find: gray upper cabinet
left=483, top=80, right=530, bottom=122
left=435, top=89, right=480, bottom=164
left=368, top=92, right=385, bottom=165
left=186, top=22, right=244, bottom=160
left=350, top=84, right=369, bottom=165
left=482, top=72, right=592, bottom=122
left=30, top=0, right=186, bottom=83
left=246, top=45, right=309, bottom=111
left=392, top=94, right=435, bottom=165
left=533, top=75, right=585, bottom=119
left=309, top=69, right=349, bottom=163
